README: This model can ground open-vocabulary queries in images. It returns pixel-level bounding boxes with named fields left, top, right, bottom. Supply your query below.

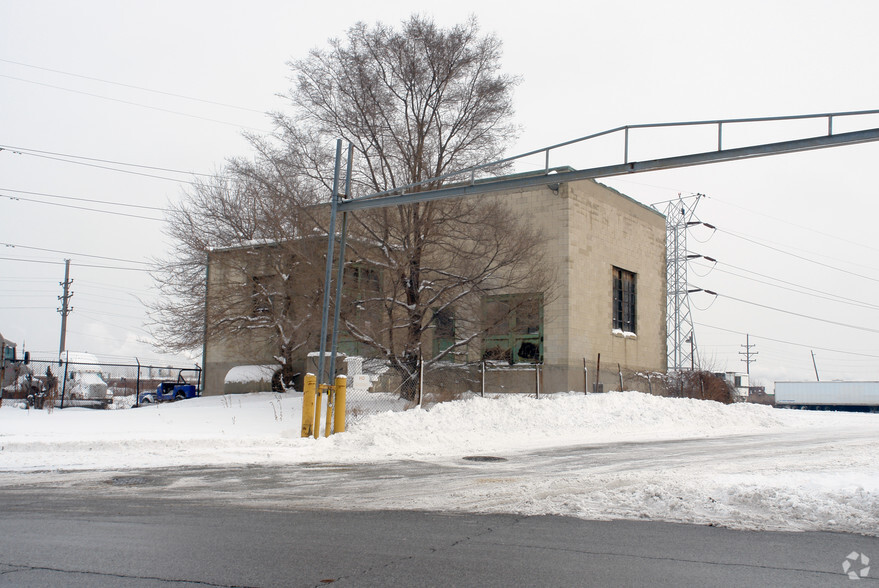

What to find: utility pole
left=739, top=333, right=758, bottom=376
left=58, top=259, right=73, bottom=357
left=811, top=350, right=820, bottom=382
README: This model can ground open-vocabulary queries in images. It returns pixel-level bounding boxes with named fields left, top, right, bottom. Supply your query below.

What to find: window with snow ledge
left=612, top=266, right=636, bottom=334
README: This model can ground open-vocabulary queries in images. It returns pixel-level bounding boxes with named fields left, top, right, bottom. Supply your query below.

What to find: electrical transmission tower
left=664, top=195, right=703, bottom=371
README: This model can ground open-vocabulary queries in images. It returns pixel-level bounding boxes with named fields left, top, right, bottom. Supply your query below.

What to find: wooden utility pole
left=58, top=259, right=73, bottom=356
left=739, top=334, right=757, bottom=376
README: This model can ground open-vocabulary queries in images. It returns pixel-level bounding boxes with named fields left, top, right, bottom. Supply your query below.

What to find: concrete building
left=202, top=176, right=667, bottom=395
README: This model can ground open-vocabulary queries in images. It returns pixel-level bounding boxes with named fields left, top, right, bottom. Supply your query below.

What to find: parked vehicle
left=61, top=352, right=113, bottom=408
left=1, top=332, right=34, bottom=404
left=775, top=381, right=879, bottom=412
left=138, top=370, right=200, bottom=404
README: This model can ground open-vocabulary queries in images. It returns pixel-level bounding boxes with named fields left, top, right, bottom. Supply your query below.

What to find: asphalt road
left=0, top=464, right=876, bottom=587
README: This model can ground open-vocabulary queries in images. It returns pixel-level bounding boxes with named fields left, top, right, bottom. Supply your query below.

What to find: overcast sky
left=2, top=0, right=878, bottom=384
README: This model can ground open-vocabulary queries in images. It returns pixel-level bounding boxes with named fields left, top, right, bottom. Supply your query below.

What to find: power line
left=0, top=256, right=63, bottom=266
left=696, top=322, right=879, bottom=359
left=0, top=144, right=214, bottom=178
left=691, top=259, right=879, bottom=311
left=709, top=194, right=879, bottom=255
left=2, top=192, right=164, bottom=221
left=717, top=227, right=879, bottom=284
left=0, top=290, right=59, bottom=295
left=0, top=256, right=151, bottom=272
left=63, top=262, right=152, bottom=273
left=0, top=186, right=168, bottom=211
left=0, top=146, right=200, bottom=185
left=76, top=279, right=156, bottom=295
left=0, top=73, right=268, bottom=132
left=0, top=58, right=267, bottom=114
left=703, top=290, right=879, bottom=335
left=2, top=242, right=150, bottom=265
left=76, top=307, right=147, bottom=322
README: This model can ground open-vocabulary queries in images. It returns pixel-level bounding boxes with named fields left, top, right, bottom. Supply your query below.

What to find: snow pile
left=1, top=391, right=877, bottom=535
left=322, top=392, right=791, bottom=459
left=0, top=391, right=792, bottom=469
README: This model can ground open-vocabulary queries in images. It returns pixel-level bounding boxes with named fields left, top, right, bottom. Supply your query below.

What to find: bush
left=658, top=371, right=734, bottom=404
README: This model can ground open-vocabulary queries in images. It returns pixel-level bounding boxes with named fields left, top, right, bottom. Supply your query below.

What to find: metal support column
left=328, top=143, right=354, bottom=382
left=317, top=140, right=343, bottom=388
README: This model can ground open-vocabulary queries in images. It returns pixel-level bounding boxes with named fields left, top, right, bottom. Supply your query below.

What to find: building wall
left=202, top=177, right=667, bottom=395
left=564, top=180, right=667, bottom=389
left=203, top=250, right=280, bottom=396
left=495, top=178, right=667, bottom=392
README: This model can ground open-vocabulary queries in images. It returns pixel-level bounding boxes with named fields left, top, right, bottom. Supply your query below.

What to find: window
left=344, top=264, right=381, bottom=299
left=482, top=293, right=543, bottom=363
left=613, top=267, right=636, bottom=333
left=251, top=275, right=277, bottom=315
left=432, top=307, right=456, bottom=358
left=336, top=264, right=382, bottom=358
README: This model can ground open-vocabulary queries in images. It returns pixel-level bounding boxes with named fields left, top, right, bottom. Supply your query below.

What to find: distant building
left=714, top=371, right=750, bottom=401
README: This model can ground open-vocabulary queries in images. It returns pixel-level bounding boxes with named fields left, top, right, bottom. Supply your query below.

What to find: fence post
left=583, top=358, right=588, bottom=395
left=594, top=353, right=601, bottom=394
left=60, top=359, right=69, bottom=409
left=324, top=383, right=334, bottom=438
left=535, top=364, right=541, bottom=399
left=135, top=358, right=141, bottom=407
left=418, top=354, right=424, bottom=407
left=481, top=361, right=485, bottom=398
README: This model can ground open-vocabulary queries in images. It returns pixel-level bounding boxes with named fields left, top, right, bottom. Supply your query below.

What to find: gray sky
left=2, top=0, right=878, bottom=384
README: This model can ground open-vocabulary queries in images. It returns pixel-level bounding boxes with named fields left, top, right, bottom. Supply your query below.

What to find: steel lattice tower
left=665, top=195, right=702, bottom=371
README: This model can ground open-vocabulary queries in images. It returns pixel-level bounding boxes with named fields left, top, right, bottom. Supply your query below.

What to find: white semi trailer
left=774, top=381, right=879, bottom=412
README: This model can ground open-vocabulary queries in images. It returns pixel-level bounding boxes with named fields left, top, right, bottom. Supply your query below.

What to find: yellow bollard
left=333, top=375, right=347, bottom=434
left=301, top=373, right=317, bottom=438
left=324, top=384, right=334, bottom=438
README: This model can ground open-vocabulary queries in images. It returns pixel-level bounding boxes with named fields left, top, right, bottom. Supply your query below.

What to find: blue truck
left=138, top=370, right=200, bottom=405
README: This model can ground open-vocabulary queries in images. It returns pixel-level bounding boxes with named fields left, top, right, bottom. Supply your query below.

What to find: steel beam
left=339, top=127, right=879, bottom=213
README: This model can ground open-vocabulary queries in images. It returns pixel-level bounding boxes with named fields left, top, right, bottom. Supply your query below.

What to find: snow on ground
left=1, top=391, right=877, bottom=535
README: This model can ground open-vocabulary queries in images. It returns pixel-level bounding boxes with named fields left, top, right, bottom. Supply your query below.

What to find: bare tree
left=149, top=169, right=325, bottom=387
left=341, top=196, right=551, bottom=399
left=152, top=15, right=554, bottom=398
left=271, top=15, right=546, bottom=397
left=282, top=15, right=517, bottom=193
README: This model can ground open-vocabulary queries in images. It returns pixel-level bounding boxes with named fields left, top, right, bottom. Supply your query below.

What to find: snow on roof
left=60, top=351, right=102, bottom=368
left=224, top=365, right=277, bottom=384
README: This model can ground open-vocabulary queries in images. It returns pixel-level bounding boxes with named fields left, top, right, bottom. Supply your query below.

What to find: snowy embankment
left=1, top=391, right=877, bottom=535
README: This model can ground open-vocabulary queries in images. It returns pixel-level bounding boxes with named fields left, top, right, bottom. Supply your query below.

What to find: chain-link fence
left=340, top=357, right=693, bottom=422
left=1, top=357, right=201, bottom=410
left=344, top=359, right=558, bottom=423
